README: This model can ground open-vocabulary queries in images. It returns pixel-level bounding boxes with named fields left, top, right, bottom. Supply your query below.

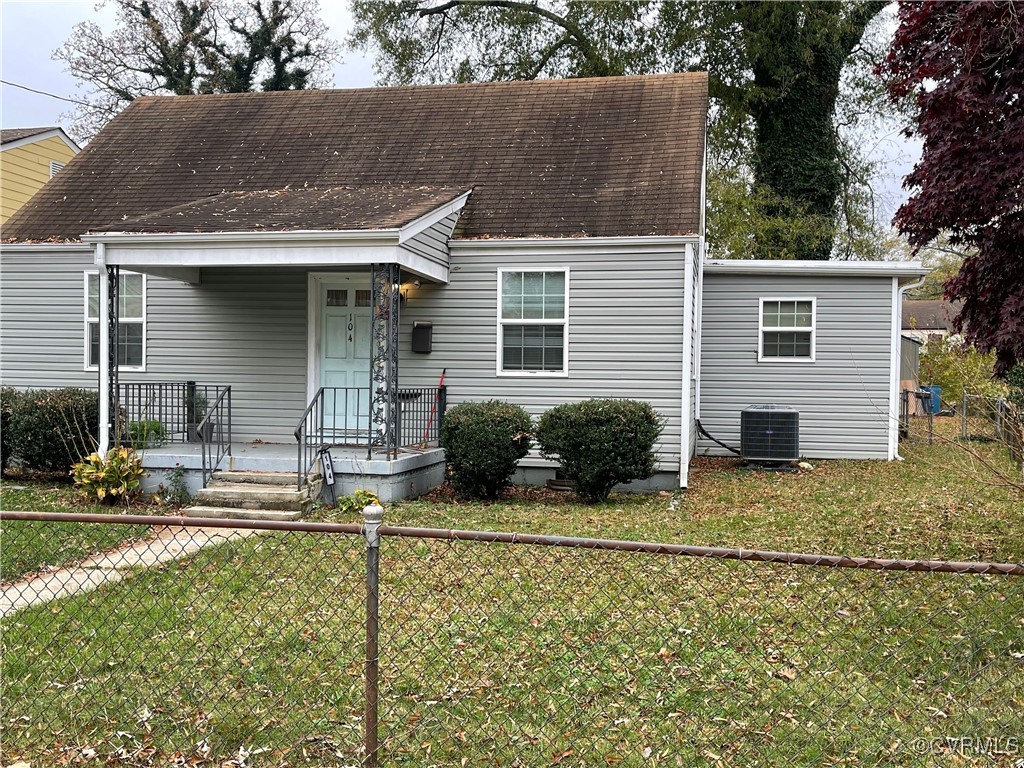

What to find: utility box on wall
left=412, top=322, right=433, bottom=354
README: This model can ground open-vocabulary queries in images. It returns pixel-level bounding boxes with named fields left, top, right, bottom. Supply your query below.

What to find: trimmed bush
left=440, top=400, right=532, bottom=499
left=536, top=398, right=663, bottom=503
left=1, top=387, right=19, bottom=473
left=7, top=388, right=100, bottom=473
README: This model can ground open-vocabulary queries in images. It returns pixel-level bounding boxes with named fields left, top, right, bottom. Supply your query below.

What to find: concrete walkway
left=0, top=524, right=258, bottom=617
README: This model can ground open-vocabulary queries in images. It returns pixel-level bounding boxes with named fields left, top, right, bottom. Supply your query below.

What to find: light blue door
left=320, top=279, right=372, bottom=440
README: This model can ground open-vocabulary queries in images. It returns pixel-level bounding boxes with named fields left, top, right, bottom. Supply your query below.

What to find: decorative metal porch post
left=107, top=266, right=120, bottom=447
left=368, top=263, right=400, bottom=460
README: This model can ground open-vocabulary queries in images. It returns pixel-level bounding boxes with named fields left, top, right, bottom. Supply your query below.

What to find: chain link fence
left=2, top=511, right=1023, bottom=767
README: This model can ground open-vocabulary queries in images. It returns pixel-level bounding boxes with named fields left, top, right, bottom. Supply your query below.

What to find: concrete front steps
left=184, top=470, right=318, bottom=521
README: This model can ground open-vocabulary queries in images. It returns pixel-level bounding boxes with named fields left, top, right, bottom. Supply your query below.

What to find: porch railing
left=397, top=385, right=447, bottom=448
left=295, top=386, right=447, bottom=491
left=117, top=382, right=228, bottom=448
left=197, top=386, right=232, bottom=487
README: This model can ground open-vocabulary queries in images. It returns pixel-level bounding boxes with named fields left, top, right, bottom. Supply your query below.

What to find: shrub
left=7, top=388, right=100, bottom=473
left=536, top=398, right=663, bottom=503
left=157, top=463, right=192, bottom=508
left=72, top=447, right=145, bottom=505
left=128, top=419, right=167, bottom=448
left=919, top=335, right=1006, bottom=402
left=336, top=489, right=381, bottom=514
left=440, top=400, right=532, bottom=499
left=1, top=387, right=19, bottom=473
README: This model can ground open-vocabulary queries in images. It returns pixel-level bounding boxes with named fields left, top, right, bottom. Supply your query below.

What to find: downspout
left=892, top=273, right=926, bottom=460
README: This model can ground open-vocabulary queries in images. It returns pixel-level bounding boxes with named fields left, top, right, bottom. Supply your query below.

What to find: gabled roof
left=94, top=185, right=470, bottom=234
left=1, top=126, right=80, bottom=152
left=2, top=127, right=58, bottom=144
left=2, top=73, right=708, bottom=243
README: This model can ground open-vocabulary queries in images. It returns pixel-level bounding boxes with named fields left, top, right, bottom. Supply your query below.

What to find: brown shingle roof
left=1, top=127, right=60, bottom=144
left=2, top=74, right=708, bottom=242
left=902, top=300, right=962, bottom=331
left=94, top=185, right=469, bottom=234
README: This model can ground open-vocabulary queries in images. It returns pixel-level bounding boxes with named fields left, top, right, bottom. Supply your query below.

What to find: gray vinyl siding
left=400, top=213, right=458, bottom=272
left=2, top=249, right=309, bottom=442
left=698, top=273, right=894, bottom=460
left=1, top=248, right=98, bottom=389
left=399, top=242, right=687, bottom=471
left=3, top=242, right=689, bottom=464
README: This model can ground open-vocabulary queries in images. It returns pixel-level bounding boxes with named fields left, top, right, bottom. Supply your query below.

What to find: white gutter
left=891, top=273, right=927, bottom=460
left=704, top=259, right=928, bottom=278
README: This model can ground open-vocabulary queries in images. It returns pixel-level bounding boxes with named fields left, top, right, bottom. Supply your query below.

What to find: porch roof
left=83, top=188, right=470, bottom=284
left=89, top=185, right=469, bottom=235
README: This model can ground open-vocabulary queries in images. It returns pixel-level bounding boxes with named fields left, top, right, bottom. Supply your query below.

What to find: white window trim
left=757, top=296, right=816, bottom=363
left=84, top=271, right=147, bottom=372
left=496, top=267, right=570, bottom=377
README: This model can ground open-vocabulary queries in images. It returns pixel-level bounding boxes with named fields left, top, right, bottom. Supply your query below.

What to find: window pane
left=501, top=272, right=523, bottom=319
left=544, top=272, right=565, bottom=319
left=763, top=330, right=811, bottom=359
left=87, top=274, right=99, bottom=318
left=355, top=290, right=372, bottom=308
left=326, top=289, right=347, bottom=307
left=89, top=322, right=100, bottom=367
left=503, top=325, right=564, bottom=372
left=90, top=322, right=144, bottom=367
left=120, top=324, right=144, bottom=367
left=794, top=301, right=813, bottom=327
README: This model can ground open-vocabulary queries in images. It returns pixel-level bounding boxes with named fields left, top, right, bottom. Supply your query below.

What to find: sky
left=0, top=0, right=377, bottom=129
left=0, top=0, right=919, bottom=227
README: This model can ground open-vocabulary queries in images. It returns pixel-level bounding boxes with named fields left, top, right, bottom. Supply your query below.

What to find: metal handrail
left=198, top=386, right=231, bottom=487
left=295, top=387, right=326, bottom=491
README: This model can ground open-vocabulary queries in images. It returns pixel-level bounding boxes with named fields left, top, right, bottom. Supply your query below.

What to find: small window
left=759, top=298, right=815, bottom=362
left=497, top=269, right=568, bottom=375
left=49, top=161, right=65, bottom=178
left=326, top=289, right=348, bottom=307
left=355, top=290, right=373, bottom=308
left=86, top=272, right=146, bottom=370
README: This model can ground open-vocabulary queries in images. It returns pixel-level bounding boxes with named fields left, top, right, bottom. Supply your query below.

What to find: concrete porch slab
left=139, top=442, right=446, bottom=502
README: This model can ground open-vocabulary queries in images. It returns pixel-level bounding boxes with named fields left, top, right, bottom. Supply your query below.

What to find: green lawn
left=1, top=419, right=1022, bottom=766
left=0, top=483, right=154, bottom=582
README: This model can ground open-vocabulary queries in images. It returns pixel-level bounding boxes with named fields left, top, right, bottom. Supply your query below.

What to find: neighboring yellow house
left=1, top=127, right=80, bottom=228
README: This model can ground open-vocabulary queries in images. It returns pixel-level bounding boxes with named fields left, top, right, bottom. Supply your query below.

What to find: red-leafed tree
left=880, top=1, right=1024, bottom=375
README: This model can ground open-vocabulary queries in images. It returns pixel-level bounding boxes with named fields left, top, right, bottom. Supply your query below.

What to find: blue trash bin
left=921, top=385, right=941, bottom=414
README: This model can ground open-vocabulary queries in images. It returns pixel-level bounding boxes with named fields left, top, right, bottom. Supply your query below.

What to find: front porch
left=139, top=441, right=446, bottom=503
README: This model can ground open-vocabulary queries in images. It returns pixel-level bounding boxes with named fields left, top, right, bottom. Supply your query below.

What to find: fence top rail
left=3, top=510, right=1023, bottom=576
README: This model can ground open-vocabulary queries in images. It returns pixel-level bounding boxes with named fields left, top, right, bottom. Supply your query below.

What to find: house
left=0, top=127, right=80, bottom=226
left=0, top=75, right=927, bottom=498
left=902, top=299, right=961, bottom=346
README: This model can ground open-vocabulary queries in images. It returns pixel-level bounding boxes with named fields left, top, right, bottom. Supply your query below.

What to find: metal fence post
left=363, top=503, right=384, bottom=768
left=962, top=390, right=968, bottom=439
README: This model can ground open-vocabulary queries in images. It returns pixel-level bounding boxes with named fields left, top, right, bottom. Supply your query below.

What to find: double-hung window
left=498, top=269, right=568, bottom=375
left=85, top=272, right=146, bottom=370
left=759, top=298, right=815, bottom=362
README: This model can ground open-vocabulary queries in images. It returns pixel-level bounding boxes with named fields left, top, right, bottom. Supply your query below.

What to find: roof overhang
left=703, top=259, right=929, bottom=285
left=0, top=128, right=80, bottom=153
left=82, top=191, right=471, bottom=284
left=450, top=234, right=700, bottom=257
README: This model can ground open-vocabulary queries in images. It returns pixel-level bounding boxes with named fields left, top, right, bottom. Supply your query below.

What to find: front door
left=319, top=278, right=372, bottom=440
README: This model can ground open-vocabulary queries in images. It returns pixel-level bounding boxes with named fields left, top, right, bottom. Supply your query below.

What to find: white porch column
left=97, top=246, right=110, bottom=456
